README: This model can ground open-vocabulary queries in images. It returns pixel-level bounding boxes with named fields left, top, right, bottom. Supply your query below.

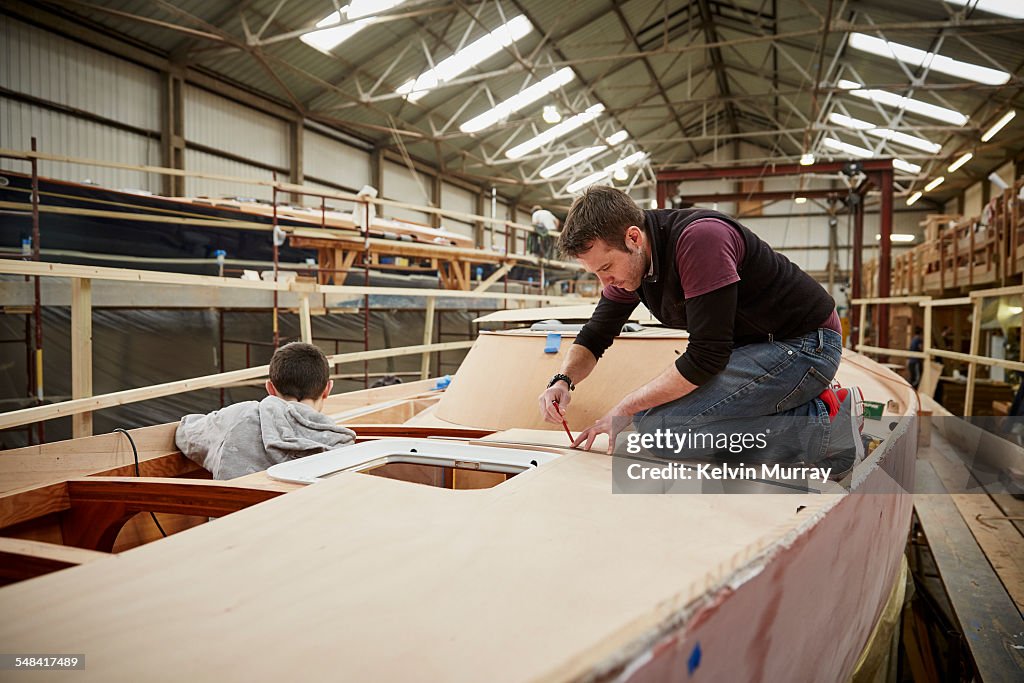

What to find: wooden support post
left=299, top=294, right=312, bottom=344
left=160, top=69, right=185, bottom=197
left=420, top=296, right=436, bottom=380
left=964, top=297, right=983, bottom=417
left=474, top=262, right=512, bottom=293
left=921, top=300, right=934, bottom=394
left=71, top=277, right=93, bottom=437
left=289, top=118, right=304, bottom=205
left=859, top=302, right=869, bottom=350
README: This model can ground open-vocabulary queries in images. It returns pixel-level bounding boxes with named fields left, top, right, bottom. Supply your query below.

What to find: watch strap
left=548, top=373, right=575, bottom=391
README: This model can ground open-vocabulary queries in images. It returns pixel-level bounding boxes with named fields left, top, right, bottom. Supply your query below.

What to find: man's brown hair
left=269, top=342, right=330, bottom=400
left=558, top=186, right=645, bottom=257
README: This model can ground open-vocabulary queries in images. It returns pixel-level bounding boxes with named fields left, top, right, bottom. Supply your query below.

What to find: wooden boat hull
left=0, top=333, right=916, bottom=681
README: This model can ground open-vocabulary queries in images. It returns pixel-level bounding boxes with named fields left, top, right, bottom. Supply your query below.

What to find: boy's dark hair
left=558, top=186, right=645, bottom=257
left=269, top=342, right=330, bottom=400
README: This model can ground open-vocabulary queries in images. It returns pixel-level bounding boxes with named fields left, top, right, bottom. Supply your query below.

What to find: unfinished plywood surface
left=474, top=303, right=659, bottom=324
left=436, top=333, right=903, bottom=433
left=0, top=424, right=180, bottom=494
left=0, top=445, right=844, bottom=682
left=436, top=332, right=687, bottom=431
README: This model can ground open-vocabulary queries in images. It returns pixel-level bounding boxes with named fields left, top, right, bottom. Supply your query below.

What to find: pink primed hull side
left=619, top=427, right=916, bottom=682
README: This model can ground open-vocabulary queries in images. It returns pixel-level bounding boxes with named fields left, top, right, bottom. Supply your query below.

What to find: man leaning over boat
left=537, top=186, right=865, bottom=479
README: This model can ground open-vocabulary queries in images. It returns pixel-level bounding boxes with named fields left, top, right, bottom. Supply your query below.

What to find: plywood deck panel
left=0, top=446, right=838, bottom=681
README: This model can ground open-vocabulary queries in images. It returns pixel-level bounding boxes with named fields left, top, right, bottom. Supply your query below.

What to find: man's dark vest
left=639, top=208, right=835, bottom=345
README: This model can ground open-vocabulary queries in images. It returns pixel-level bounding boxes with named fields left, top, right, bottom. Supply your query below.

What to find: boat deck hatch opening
left=267, top=439, right=560, bottom=489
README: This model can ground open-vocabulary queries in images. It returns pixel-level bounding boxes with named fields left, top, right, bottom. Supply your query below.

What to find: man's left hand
left=572, top=404, right=632, bottom=454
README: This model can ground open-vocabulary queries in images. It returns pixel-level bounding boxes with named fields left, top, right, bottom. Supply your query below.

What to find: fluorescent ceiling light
left=794, top=197, right=807, bottom=204
left=828, top=113, right=941, bottom=153
left=613, top=167, right=629, bottom=181
left=565, top=151, right=646, bottom=193
left=605, top=130, right=629, bottom=145
left=948, top=152, right=973, bottom=172
left=539, top=133, right=629, bottom=180
left=822, top=137, right=873, bottom=158
left=649, top=199, right=658, bottom=209
left=906, top=191, right=922, bottom=206
left=847, top=33, right=1010, bottom=86
left=943, top=0, right=1024, bottom=19
left=539, top=145, right=606, bottom=179
left=800, top=153, right=815, bottom=165
left=460, top=68, right=575, bottom=133
left=893, top=159, right=922, bottom=174
left=301, top=2, right=405, bottom=53
left=980, top=110, right=1016, bottom=142
left=398, top=15, right=533, bottom=102
left=875, top=233, right=916, bottom=242
left=542, top=106, right=561, bottom=124
left=566, top=171, right=609, bottom=194
left=837, top=79, right=968, bottom=126
left=829, top=112, right=871, bottom=131
left=924, top=176, right=945, bottom=191
left=871, top=128, right=941, bottom=154
left=505, top=104, right=605, bottom=159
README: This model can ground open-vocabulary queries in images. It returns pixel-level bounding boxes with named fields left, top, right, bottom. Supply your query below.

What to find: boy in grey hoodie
left=175, top=342, right=356, bottom=479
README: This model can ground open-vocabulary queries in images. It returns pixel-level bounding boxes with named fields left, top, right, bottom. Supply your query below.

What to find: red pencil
left=552, top=399, right=574, bottom=445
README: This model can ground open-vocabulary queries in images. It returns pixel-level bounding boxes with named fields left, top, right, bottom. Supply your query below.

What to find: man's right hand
left=538, top=382, right=571, bottom=424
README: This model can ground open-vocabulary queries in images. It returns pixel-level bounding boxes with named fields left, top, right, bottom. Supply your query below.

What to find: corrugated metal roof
left=15, top=0, right=1024, bottom=205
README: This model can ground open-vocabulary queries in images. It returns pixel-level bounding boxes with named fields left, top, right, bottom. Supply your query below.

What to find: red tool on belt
left=552, top=399, right=574, bottom=445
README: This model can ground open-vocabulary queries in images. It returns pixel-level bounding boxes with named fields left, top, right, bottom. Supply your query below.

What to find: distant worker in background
left=176, top=342, right=355, bottom=479
left=907, top=327, right=923, bottom=388
left=530, top=205, right=560, bottom=259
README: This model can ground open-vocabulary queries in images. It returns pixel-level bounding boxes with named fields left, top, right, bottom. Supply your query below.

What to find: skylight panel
left=300, top=2, right=405, bottom=53
left=397, top=16, right=534, bottom=102
left=848, top=33, right=1010, bottom=86
left=565, top=152, right=646, bottom=193
left=539, top=146, right=606, bottom=179
left=822, top=137, right=873, bottom=158
left=943, top=0, right=1024, bottom=20
left=892, top=159, right=922, bottom=174
left=537, top=131, right=629, bottom=179
left=837, top=79, right=968, bottom=126
left=505, top=104, right=605, bottom=159
left=822, top=138, right=920, bottom=174
left=828, top=113, right=941, bottom=153
left=605, top=130, right=629, bottom=145
left=459, top=68, right=575, bottom=133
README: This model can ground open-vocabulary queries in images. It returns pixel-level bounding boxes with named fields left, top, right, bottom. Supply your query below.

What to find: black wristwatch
left=547, top=373, right=575, bottom=391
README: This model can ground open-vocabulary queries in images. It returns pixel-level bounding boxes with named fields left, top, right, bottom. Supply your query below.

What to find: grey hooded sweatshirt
left=175, top=395, right=357, bottom=480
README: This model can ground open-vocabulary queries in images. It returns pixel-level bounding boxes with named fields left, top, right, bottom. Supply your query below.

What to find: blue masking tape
left=687, top=642, right=702, bottom=675
left=544, top=333, right=561, bottom=354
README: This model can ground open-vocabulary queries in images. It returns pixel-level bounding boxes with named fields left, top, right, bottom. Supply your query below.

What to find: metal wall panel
left=184, top=85, right=289, bottom=170
left=0, top=98, right=161, bottom=192
left=299, top=179, right=354, bottom=210
left=302, top=129, right=370, bottom=192
left=440, top=182, right=475, bottom=239
left=381, top=160, right=430, bottom=224
left=183, top=148, right=275, bottom=201
left=483, top=198, right=510, bottom=252
left=0, top=16, right=159, bottom=131
left=965, top=182, right=983, bottom=218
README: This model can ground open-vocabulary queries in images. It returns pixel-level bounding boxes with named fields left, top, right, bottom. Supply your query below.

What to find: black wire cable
left=114, top=428, right=167, bottom=538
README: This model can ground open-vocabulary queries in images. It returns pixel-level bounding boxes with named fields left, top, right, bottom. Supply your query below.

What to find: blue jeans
left=633, top=328, right=842, bottom=464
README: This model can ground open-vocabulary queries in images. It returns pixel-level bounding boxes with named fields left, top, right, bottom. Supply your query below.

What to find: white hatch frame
left=267, top=438, right=560, bottom=485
